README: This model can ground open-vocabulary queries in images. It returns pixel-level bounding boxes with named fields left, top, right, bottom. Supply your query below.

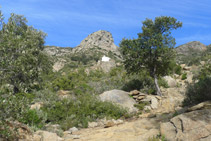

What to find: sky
left=1, top=0, right=211, bottom=47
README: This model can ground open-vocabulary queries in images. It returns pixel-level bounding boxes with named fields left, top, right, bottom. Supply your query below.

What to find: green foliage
left=168, top=61, right=182, bottom=75
left=20, top=109, right=46, bottom=129
left=120, top=16, right=182, bottom=95
left=183, top=64, right=211, bottom=106
left=158, top=78, right=169, bottom=88
left=0, top=12, right=52, bottom=93
left=183, top=76, right=211, bottom=106
left=134, top=101, right=150, bottom=111
left=177, top=44, right=211, bottom=66
left=41, top=94, right=129, bottom=130
left=0, top=92, right=29, bottom=139
left=52, top=69, right=93, bottom=95
left=181, top=73, right=187, bottom=80
left=148, top=134, right=167, bottom=141
left=196, top=64, right=211, bottom=81
left=70, top=53, right=100, bottom=65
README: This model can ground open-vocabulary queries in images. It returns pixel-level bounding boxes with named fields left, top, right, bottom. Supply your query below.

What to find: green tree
left=120, top=16, right=182, bottom=96
left=0, top=12, right=51, bottom=93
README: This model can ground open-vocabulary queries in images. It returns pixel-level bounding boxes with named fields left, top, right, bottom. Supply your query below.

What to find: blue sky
left=1, top=0, right=211, bottom=47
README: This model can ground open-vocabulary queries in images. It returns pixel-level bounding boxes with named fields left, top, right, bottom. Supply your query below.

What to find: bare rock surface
left=73, top=30, right=120, bottom=55
left=163, top=76, right=177, bottom=88
left=175, top=41, right=207, bottom=56
left=160, top=108, right=211, bottom=141
left=66, top=118, right=160, bottom=141
left=99, top=89, right=138, bottom=113
left=33, top=130, right=63, bottom=141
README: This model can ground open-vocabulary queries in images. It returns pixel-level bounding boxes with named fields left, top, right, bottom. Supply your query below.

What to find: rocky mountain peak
left=73, top=30, right=120, bottom=54
left=175, top=41, right=207, bottom=56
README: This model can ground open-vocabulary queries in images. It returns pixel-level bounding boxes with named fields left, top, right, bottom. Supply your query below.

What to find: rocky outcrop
left=99, top=89, right=138, bottom=113
left=175, top=41, right=207, bottom=56
left=44, top=46, right=73, bottom=57
left=73, top=30, right=120, bottom=55
left=52, top=59, right=66, bottom=72
left=160, top=102, right=211, bottom=141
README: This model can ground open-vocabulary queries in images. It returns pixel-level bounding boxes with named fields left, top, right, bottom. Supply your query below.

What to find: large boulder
left=99, top=89, right=138, bottom=113
left=160, top=103, right=211, bottom=141
left=33, top=130, right=63, bottom=141
left=163, top=76, right=177, bottom=88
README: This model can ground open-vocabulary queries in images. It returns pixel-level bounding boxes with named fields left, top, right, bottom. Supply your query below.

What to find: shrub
left=174, top=65, right=182, bottom=75
left=20, top=109, right=46, bottom=129
left=158, top=78, right=169, bottom=88
left=148, top=134, right=167, bottom=141
left=183, top=76, right=211, bottom=106
left=41, top=94, right=129, bottom=130
left=0, top=93, right=30, bottom=139
left=181, top=73, right=187, bottom=80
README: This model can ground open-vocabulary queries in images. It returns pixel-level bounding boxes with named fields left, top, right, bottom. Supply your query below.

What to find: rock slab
left=99, top=89, right=138, bottom=113
left=160, top=109, right=211, bottom=141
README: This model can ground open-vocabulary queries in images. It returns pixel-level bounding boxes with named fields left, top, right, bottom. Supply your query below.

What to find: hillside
left=175, top=41, right=209, bottom=65
left=44, top=30, right=122, bottom=72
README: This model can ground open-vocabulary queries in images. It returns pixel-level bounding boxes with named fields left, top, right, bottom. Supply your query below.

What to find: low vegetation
left=183, top=63, right=211, bottom=106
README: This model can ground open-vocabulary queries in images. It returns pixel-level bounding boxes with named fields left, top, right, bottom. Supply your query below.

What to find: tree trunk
left=153, top=67, right=162, bottom=96
left=154, top=74, right=162, bottom=96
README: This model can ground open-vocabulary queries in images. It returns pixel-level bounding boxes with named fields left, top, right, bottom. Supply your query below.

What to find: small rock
left=137, top=95, right=145, bottom=100
left=57, top=90, right=70, bottom=96
left=104, top=121, right=115, bottom=128
left=155, top=96, right=162, bottom=100
left=68, top=127, right=78, bottom=133
left=183, top=66, right=191, bottom=70
left=88, top=122, right=98, bottom=128
left=133, top=95, right=139, bottom=99
left=138, top=92, right=147, bottom=96
left=141, top=96, right=151, bottom=102
left=116, top=119, right=124, bottom=125
left=180, top=64, right=186, bottom=68
left=144, top=106, right=152, bottom=111
left=129, top=90, right=140, bottom=96
left=30, top=102, right=43, bottom=110
left=139, top=113, right=155, bottom=118
left=150, top=97, right=159, bottom=109
left=64, top=134, right=80, bottom=139
left=200, top=61, right=205, bottom=65
left=71, top=135, right=80, bottom=139
left=63, top=131, right=72, bottom=136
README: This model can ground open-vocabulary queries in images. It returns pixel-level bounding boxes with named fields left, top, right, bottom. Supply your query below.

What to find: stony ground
left=14, top=69, right=211, bottom=141
left=62, top=86, right=185, bottom=141
left=64, top=118, right=161, bottom=141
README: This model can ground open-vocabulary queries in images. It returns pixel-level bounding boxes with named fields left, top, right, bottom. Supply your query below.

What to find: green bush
left=183, top=76, right=211, bottom=106
left=158, top=78, right=169, bottom=88
left=181, top=73, right=187, bottom=80
left=0, top=93, right=30, bottom=139
left=41, top=94, right=129, bottom=130
left=20, top=109, right=46, bottom=129
left=51, top=70, right=93, bottom=95
left=148, top=134, right=167, bottom=141
left=174, top=65, right=182, bottom=75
